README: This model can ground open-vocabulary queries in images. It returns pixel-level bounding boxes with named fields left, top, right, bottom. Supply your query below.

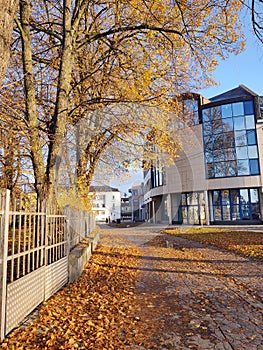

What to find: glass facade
left=212, top=188, right=260, bottom=221
left=182, top=99, right=200, bottom=126
left=202, top=100, right=260, bottom=178
left=152, top=167, right=164, bottom=187
left=179, top=192, right=206, bottom=224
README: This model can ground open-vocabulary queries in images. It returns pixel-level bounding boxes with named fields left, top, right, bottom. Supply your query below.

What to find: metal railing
left=0, top=189, right=96, bottom=339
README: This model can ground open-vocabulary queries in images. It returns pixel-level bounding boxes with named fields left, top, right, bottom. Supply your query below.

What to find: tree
left=250, top=0, right=263, bottom=42
left=0, top=0, right=18, bottom=84
left=4, top=0, right=245, bottom=207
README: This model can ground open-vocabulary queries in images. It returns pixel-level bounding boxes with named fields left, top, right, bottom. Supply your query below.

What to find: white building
left=90, top=185, right=121, bottom=222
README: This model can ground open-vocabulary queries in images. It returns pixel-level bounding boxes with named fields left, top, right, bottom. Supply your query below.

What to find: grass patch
left=163, top=227, right=263, bottom=261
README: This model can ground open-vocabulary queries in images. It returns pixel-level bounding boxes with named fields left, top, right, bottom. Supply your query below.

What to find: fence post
left=64, top=206, right=71, bottom=254
left=0, top=189, right=10, bottom=340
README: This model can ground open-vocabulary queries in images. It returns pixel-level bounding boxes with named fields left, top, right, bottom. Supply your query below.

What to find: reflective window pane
left=252, top=204, right=260, bottom=219
left=225, top=149, right=236, bottom=161
left=204, top=151, right=213, bottom=162
left=249, top=159, right=260, bottom=175
left=247, top=130, right=256, bottom=145
left=232, top=102, right=244, bottom=116
left=214, top=162, right=226, bottom=177
left=207, top=163, right=214, bottom=178
left=187, top=192, right=198, bottom=205
left=241, top=203, right=250, bottom=219
left=213, top=134, right=224, bottom=150
left=202, top=109, right=211, bottom=123
left=212, top=106, right=221, bottom=120
left=213, top=206, right=222, bottom=220
left=236, top=146, right=248, bottom=159
left=235, top=130, right=247, bottom=146
left=225, top=160, right=237, bottom=176
left=233, top=116, right=245, bottom=130
left=237, top=159, right=250, bottom=175
left=212, top=120, right=223, bottom=134
left=213, top=191, right=220, bottom=204
left=230, top=190, right=239, bottom=205
left=240, top=190, right=250, bottom=219
left=181, top=207, right=188, bottom=224
left=221, top=104, right=232, bottom=118
left=240, top=189, right=249, bottom=202
left=204, top=136, right=213, bottom=151
left=231, top=205, right=240, bottom=220
left=224, top=133, right=235, bottom=148
left=222, top=206, right=231, bottom=220
left=181, top=194, right=187, bottom=205
left=214, top=149, right=225, bottom=161
left=244, top=100, right=254, bottom=115
left=250, top=189, right=259, bottom=203
left=221, top=190, right=230, bottom=205
left=203, top=122, right=212, bottom=135
left=184, top=100, right=199, bottom=125
left=247, top=145, right=258, bottom=158
left=222, top=118, right=234, bottom=131
left=245, top=115, right=255, bottom=129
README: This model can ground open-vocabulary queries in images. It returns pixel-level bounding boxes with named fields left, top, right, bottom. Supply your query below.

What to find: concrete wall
left=68, top=229, right=100, bottom=283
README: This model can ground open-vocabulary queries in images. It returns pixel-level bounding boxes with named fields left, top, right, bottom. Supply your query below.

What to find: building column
left=152, top=200, right=156, bottom=224
left=259, top=189, right=263, bottom=221
left=166, top=194, right=172, bottom=225
left=204, top=190, right=211, bottom=225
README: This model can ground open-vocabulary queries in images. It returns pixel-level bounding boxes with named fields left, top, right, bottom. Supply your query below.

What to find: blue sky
left=199, top=21, right=263, bottom=98
left=109, top=20, right=263, bottom=194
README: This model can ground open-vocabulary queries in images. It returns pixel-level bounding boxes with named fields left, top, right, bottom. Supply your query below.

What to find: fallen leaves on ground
left=163, top=227, right=263, bottom=260
left=1, top=245, right=144, bottom=349
left=2, top=227, right=262, bottom=349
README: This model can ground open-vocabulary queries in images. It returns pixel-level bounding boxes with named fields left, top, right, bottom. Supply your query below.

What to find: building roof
left=209, top=85, right=258, bottom=103
left=89, top=185, right=120, bottom=192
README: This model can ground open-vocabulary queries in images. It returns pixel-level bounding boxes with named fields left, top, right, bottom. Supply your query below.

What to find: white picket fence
left=0, top=189, right=96, bottom=339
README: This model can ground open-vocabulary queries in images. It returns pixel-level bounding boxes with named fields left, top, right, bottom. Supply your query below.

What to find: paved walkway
left=99, top=224, right=263, bottom=350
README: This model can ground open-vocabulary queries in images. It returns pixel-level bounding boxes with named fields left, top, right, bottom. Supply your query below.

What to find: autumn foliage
left=1, top=227, right=262, bottom=349
left=0, top=0, right=245, bottom=205
left=163, top=227, right=263, bottom=261
left=2, top=245, right=142, bottom=349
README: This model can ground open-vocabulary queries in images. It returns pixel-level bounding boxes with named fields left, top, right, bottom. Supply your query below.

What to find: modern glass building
left=144, top=85, right=263, bottom=225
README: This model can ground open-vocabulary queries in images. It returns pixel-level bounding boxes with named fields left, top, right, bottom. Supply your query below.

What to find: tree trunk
left=0, top=0, right=18, bottom=84
left=19, top=0, right=46, bottom=208
left=45, top=0, right=74, bottom=207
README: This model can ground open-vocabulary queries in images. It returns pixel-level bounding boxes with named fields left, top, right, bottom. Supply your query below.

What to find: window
left=179, top=192, right=205, bottom=224
left=235, top=130, right=246, bottom=146
left=237, top=159, right=250, bottom=175
left=244, top=100, right=254, bottom=115
left=247, top=130, right=256, bottom=145
left=245, top=115, right=255, bottom=129
left=221, top=104, right=232, bottom=118
left=250, top=159, right=260, bottom=175
left=232, top=102, right=244, bottom=116
left=182, top=99, right=199, bottom=125
left=202, top=100, right=260, bottom=178
left=233, top=116, right=245, bottom=130
left=212, top=188, right=260, bottom=221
